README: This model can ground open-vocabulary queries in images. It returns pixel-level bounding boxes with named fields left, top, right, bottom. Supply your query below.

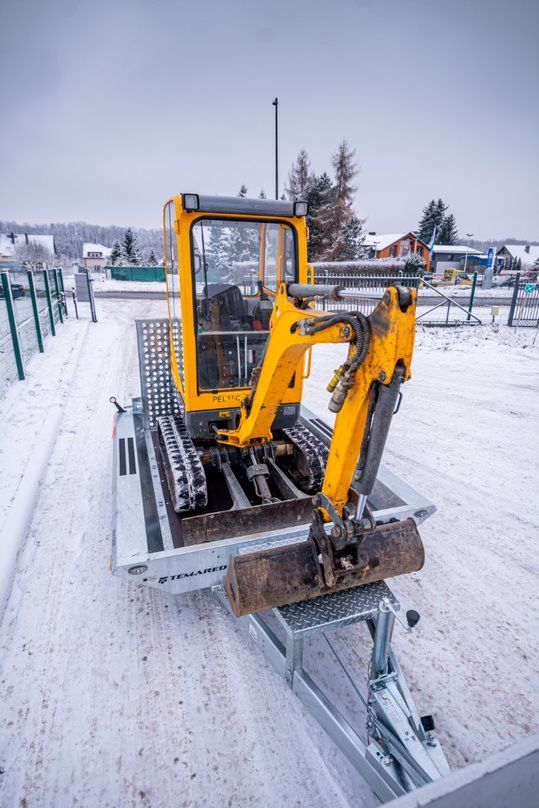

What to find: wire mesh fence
left=8, top=269, right=40, bottom=363
left=0, top=266, right=66, bottom=399
left=311, top=269, right=481, bottom=325
left=34, top=269, right=52, bottom=339
left=507, top=274, right=539, bottom=327
left=312, top=272, right=421, bottom=316
left=0, top=304, right=19, bottom=398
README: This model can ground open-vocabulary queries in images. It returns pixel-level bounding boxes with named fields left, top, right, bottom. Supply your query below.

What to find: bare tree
left=14, top=240, right=53, bottom=266
left=321, top=140, right=360, bottom=260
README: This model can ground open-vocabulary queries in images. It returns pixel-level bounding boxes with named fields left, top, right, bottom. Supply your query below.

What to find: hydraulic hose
left=308, top=312, right=370, bottom=372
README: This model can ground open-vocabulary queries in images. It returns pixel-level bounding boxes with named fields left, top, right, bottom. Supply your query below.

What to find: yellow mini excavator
left=111, top=193, right=450, bottom=797
left=154, top=193, right=423, bottom=615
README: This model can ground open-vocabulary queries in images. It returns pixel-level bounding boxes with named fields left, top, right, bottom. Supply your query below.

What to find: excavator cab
left=163, top=195, right=310, bottom=439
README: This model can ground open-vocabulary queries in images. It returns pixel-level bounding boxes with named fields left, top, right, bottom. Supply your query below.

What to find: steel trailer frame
left=111, top=318, right=450, bottom=801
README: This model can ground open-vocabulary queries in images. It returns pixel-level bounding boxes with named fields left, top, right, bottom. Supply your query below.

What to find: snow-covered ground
left=0, top=300, right=537, bottom=806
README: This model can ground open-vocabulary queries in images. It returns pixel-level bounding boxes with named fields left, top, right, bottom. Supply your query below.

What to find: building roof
left=364, top=233, right=404, bottom=250
left=363, top=232, right=428, bottom=251
left=496, top=244, right=539, bottom=265
left=83, top=242, right=112, bottom=258
left=0, top=233, right=56, bottom=257
left=431, top=245, right=481, bottom=255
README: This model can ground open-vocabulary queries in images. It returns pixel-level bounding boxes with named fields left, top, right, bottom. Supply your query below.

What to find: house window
left=390, top=244, right=398, bottom=257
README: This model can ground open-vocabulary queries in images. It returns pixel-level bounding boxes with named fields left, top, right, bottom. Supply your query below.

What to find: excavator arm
left=220, top=283, right=424, bottom=616
left=218, top=282, right=416, bottom=519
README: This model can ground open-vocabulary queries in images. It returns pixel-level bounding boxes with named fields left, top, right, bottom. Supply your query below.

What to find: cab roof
left=181, top=194, right=304, bottom=218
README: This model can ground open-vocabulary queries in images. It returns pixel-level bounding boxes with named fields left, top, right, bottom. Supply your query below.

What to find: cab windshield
left=191, top=218, right=296, bottom=391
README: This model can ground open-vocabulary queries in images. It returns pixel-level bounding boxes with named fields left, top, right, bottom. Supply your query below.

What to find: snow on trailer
left=111, top=317, right=450, bottom=801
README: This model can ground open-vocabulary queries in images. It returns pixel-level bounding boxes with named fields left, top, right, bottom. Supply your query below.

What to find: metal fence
left=507, top=274, right=539, bottom=327
left=0, top=267, right=66, bottom=398
left=312, top=270, right=482, bottom=325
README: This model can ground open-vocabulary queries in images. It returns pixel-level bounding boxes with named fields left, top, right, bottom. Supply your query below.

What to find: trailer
left=111, top=318, right=450, bottom=802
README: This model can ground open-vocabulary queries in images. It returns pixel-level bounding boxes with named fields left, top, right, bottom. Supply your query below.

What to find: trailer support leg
left=214, top=581, right=449, bottom=803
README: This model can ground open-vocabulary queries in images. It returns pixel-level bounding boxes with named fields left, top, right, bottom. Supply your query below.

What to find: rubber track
left=157, top=415, right=208, bottom=512
left=283, top=423, right=329, bottom=493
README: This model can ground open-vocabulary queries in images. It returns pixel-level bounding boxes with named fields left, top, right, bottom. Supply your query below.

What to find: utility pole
left=272, top=97, right=279, bottom=200
left=464, top=232, right=474, bottom=275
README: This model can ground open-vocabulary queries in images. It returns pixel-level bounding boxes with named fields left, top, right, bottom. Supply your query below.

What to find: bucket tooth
left=223, top=518, right=424, bottom=617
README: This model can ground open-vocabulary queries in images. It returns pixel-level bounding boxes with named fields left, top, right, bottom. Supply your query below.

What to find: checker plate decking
left=275, top=581, right=399, bottom=639
left=136, top=319, right=182, bottom=430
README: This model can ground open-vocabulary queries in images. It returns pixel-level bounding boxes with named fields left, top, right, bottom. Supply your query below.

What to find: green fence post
left=27, top=270, right=44, bottom=353
left=1, top=272, right=25, bottom=380
left=467, top=272, right=478, bottom=322
left=53, top=268, right=64, bottom=324
left=507, top=273, right=520, bottom=327
left=43, top=269, right=56, bottom=336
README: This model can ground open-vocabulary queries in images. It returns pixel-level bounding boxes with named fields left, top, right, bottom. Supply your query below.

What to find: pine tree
left=258, top=189, right=266, bottom=199
left=285, top=149, right=311, bottom=199
left=110, top=241, right=121, bottom=265
left=417, top=198, right=448, bottom=244
left=434, top=199, right=448, bottom=236
left=438, top=213, right=459, bottom=245
left=417, top=200, right=437, bottom=243
left=122, top=227, right=140, bottom=265
left=206, top=222, right=231, bottom=280
left=238, top=184, right=248, bottom=198
left=339, top=214, right=366, bottom=260
left=303, top=172, right=333, bottom=260
left=147, top=249, right=157, bottom=266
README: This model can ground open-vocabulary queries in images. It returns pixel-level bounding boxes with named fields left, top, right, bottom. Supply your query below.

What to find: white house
left=82, top=242, right=112, bottom=272
left=430, top=244, right=481, bottom=275
left=0, top=232, right=56, bottom=263
left=496, top=244, right=539, bottom=272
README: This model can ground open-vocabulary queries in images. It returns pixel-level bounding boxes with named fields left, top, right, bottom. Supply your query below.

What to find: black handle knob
left=406, top=609, right=420, bottom=628
left=110, top=396, right=126, bottom=413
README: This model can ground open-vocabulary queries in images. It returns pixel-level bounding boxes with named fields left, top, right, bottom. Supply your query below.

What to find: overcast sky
left=1, top=0, right=537, bottom=240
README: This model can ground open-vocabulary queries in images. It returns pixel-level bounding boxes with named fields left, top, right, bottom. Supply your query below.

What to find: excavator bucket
left=223, top=518, right=424, bottom=617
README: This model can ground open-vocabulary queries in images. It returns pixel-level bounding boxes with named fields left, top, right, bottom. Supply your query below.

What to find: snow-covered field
left=0, top=300, right=537, bottom=806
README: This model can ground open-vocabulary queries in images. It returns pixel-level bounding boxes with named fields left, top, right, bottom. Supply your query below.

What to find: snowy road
left=1, top=301, right=538, bottom=806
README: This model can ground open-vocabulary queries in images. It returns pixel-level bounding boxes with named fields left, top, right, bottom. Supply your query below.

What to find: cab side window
left=164, top=202, right=182, bottom=378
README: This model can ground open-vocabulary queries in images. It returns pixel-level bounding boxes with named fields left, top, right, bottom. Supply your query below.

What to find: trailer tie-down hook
left=110, top=396, right=126, bottom=413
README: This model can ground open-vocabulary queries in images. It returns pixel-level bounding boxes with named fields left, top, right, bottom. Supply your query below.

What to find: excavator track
left=283, top=423, right=329, bottom=493
left=157, top=415, right=208, bottom=512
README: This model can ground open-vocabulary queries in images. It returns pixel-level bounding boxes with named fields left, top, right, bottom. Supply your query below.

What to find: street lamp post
left=272, top=97, right=279, bottom=200
left=463, top=232, right=474, bottom=275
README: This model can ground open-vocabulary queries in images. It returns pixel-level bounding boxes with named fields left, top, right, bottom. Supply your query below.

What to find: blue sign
left=486, top=248, right=495, bottom=269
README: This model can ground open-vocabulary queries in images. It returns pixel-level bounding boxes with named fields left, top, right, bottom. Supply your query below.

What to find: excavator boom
left=219, top=282, right=422, bottom=616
